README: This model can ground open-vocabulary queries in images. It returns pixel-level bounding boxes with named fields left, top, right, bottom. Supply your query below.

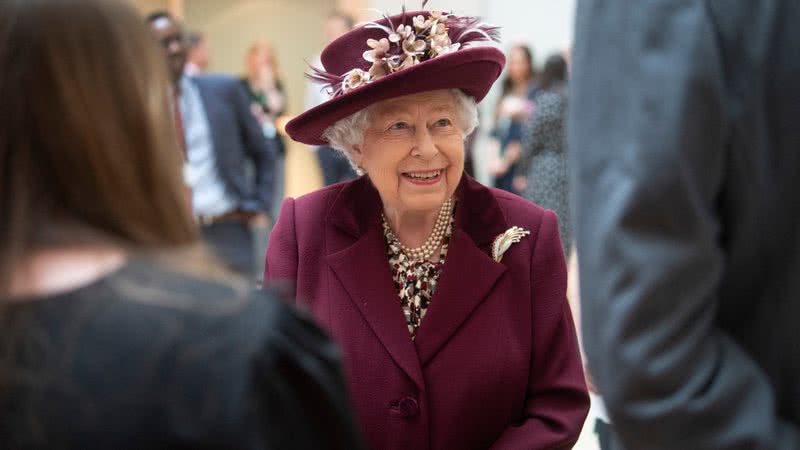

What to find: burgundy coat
left=265, top=175, right=589, bottom=450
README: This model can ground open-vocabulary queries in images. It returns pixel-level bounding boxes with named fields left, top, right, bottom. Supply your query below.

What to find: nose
left=412, top=127, right=439, bottom=160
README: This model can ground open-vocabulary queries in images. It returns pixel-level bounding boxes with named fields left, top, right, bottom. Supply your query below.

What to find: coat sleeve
left=491, top=210, right=590, bottom=450
left=230, top=79, right=277, bottom=213
left=569, top=1, right=800, bottom=449
left=263, top=198, right=298, bottom=297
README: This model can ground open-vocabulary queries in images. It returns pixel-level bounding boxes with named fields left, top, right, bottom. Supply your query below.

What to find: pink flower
left=369, top=60, right=389, bottom=78
left=434, top=42, right=461, bottom=56
left=363, top=38, right=390, bottom=62
left=342, top=68, right=372, bottom=92
left=390, top=24, right=415, bottom=43
left=402, top=36, right=427, bottom=56
left=400, top=55, right=417, bottom=70
left=385, top=55, right=403, bottom=72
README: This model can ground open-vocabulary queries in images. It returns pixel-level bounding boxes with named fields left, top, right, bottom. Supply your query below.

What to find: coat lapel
left=414, top=176, right=511, bottom=365
left=192, top=77, right=225, bottom=162
left=324, top=175, right=513, bottom=380
left=325, top=178, right=425, bottom=388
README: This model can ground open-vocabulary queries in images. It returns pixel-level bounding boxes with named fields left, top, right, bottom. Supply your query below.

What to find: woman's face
left=508, top=47, right=531, bottom=85
left=248, top=47, right=272, bottom=74
left=352, top=90, right=466, bottom=215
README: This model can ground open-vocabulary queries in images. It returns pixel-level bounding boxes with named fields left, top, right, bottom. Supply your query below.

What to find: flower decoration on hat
left=308, top=3, right=500, bottom=97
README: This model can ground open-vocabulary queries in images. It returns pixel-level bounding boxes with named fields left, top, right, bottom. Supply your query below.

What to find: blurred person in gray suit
left=148, top=11, right=277, bottom=280
left=569, top=1, right=800, bottom=449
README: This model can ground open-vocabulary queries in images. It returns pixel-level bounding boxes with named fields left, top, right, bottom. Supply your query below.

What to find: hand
left=489, top=158, right=509, bottom=177
left=504, top=141, right=522, bottom=163
left=512, top=176, right=528, bottom=193
left=250, top=103, right=269, bottom=125
left=248, top=212, right=271, bottom=228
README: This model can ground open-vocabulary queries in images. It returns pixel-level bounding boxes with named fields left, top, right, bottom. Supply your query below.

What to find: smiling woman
left=323, top=89, right=476, bottom=232
left=323, top=88, right=478, bottom=170
left=265, top=5, right=589, bottom=450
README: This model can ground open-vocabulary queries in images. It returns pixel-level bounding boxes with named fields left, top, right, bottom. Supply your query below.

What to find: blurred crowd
left=171, top=12, right=576, bottom=280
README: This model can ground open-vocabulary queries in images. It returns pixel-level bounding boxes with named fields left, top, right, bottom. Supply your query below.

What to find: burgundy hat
left=286, top=9, right=506, bottom=145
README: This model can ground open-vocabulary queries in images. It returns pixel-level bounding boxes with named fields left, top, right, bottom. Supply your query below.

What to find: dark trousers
left=201, top=220, right=255, bottom=279
left=595, top=419, right=624, bottom=450
left=317, top=146, right=356, bottom=186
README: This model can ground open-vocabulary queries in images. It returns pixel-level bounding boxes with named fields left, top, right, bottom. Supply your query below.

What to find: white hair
left=321, top=89, right=479, bottom=172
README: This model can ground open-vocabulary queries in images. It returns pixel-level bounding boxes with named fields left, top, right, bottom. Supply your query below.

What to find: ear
left=349, top=144, right=364, bottom=166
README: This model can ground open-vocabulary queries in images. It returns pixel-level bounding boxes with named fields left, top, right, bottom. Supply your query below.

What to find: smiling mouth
left=401, top=169, right=444, bottom=185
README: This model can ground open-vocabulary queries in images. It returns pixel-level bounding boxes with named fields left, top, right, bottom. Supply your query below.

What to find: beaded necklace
left=381, top=197, right=453, bottom=262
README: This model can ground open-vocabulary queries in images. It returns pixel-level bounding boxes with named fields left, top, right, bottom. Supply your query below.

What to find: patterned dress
left=383, top=213, right=455, bottom=339
left=519, top=84, right=571, bottom=255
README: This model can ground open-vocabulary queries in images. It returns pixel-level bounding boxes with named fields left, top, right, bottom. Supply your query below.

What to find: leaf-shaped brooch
left=491, top=226, right=530, bottom=262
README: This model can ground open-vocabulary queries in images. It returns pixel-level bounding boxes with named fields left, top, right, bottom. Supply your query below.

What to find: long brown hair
left=500, top=44, right=535, bottom=98
left=0, top=0, right=197, bottom=291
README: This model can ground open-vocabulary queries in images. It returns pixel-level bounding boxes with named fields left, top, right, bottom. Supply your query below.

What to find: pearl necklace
left=382, top=198, right=454, bottom=262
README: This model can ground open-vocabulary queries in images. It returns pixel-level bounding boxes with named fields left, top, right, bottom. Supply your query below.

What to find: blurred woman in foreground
left=0, top=0, right=362, bottom=448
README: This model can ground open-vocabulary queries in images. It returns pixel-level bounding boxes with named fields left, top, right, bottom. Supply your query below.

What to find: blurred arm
left=251, top=294, right=366, bottom=450
left=569, top=1, right=800, bottom=448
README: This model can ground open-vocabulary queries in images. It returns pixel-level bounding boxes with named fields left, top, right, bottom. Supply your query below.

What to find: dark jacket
left=265, top=175, right=589, bottom=450
left=193, top=74, right=277, bottom=213
left=570, top=1, right=800, bottom=448
left=0, top=257, right=365, bottom=450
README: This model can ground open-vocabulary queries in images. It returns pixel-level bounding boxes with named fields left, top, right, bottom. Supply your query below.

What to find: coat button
left=391, top=397, right=419, bottom=418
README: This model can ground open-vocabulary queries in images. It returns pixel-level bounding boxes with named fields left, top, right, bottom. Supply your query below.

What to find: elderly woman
left=265, top=8, right=589, bottom=450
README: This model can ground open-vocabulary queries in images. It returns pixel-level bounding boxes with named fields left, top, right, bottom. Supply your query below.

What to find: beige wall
left=132, top=0, right=168, bottom=14
left=133, top=0, right=184, bottom=16
left=133, top=0, right=331, bottom=115
left=182, top=0, right=333, bottom=117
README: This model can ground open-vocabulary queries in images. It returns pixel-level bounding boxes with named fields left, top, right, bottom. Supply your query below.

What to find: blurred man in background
left=148, top=11, right=277, bottom=280
left=570, top=1, right=800, bottom=449
left=184, top=31, right=209, bottom=76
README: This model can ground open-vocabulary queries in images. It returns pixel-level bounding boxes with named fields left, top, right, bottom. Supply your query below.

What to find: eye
left=433, top=118, right=453, bottom=127
left=388, top=122, right=411, bottom=131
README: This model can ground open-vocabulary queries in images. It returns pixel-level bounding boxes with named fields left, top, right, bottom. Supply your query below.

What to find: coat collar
left=326, top=174, right=509, bottom=247
left=325, top=174, right=511, bottom=386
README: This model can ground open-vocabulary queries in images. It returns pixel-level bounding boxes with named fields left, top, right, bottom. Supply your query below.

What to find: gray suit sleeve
left=569, top=1, right=800, bottom=449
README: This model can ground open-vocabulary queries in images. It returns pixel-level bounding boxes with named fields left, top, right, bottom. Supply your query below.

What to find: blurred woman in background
left=241, top=40, right=288, bottom=222
left=0, top=0, right=362, bottom=448
left=241, top=40, right=287, bottom=135
left=514, top=54, right=570, bottom=254
left=490, top=43, right=537, bottom=194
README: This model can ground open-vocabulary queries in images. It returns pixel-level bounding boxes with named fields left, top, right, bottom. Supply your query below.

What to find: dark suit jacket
left=570, top=1, right=800, bottom=449
left=265, top=175, right=589, bottom=450
left=193, top=75, right=276, bottom=213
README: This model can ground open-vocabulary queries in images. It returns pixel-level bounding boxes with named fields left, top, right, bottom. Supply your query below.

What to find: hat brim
left=286, top=46, right=505, bottom=146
